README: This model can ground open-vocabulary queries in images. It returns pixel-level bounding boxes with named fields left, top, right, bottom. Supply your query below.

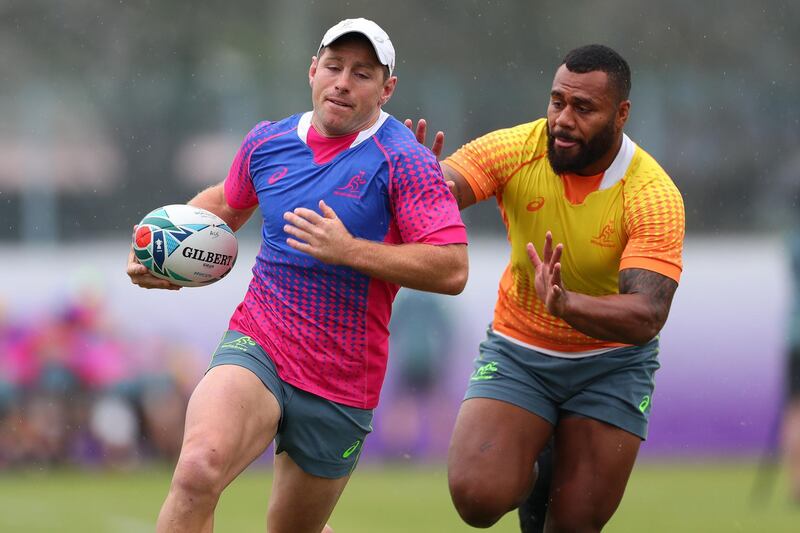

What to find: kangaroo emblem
left=334, top=171, right=367, bottom=198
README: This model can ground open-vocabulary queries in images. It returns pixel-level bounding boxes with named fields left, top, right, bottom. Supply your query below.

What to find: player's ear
left=379, top=76, right=397, bottom=106
left=616, top=99, right=630, bottom=129
left=309, top=56, right=318, bottom=87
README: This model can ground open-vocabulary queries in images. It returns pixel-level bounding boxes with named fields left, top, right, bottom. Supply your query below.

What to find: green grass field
left=0, top=460, right=797, bottom=532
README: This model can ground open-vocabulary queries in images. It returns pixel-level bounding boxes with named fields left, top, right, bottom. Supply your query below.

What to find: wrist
left=339, top=236, right=365, bottom=268
left=556, top=288, right=573, bottom=319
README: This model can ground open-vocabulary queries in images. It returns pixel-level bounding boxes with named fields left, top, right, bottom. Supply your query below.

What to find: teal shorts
left=208, top=331, right=373, bottom=478
left=464, top=329, right=660, bottom=439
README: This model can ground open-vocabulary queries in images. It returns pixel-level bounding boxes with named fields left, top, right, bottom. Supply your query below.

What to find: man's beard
left=547, top=119, right=617, bottom=175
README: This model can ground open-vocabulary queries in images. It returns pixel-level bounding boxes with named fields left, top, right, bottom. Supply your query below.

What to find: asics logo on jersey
left=268, top=167, right=289, bottom=184
left=526, top=197, right=545, bottom=212
left=591, top=220, right=616, bottom=248
left=470, top=361, right=499, bottom=381
left=334, top=171, right=367, bottom=199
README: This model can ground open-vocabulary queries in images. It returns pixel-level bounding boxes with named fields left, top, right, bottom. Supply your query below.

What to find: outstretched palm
left=526, top=232, right=568, bottom=317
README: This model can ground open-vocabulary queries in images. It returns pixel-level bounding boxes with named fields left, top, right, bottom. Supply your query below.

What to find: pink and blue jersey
left=224, top=111, right=467, bottom=409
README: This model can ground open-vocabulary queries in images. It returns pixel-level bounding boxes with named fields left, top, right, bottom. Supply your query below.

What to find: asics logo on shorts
left=219, top=336, right=257, bottom=352
left=342, top=440, right=361, bottom=458
left=638, top=395, right=651, bottom=413
left=470, top=361, right=499, bottom=381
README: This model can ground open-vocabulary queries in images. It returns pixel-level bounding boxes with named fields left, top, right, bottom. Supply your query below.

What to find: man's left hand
left=284, top=200, right=355, bottom=265
left=404, top=118, right=461, bottom=198
left=404, top=118, right=445, bottom=159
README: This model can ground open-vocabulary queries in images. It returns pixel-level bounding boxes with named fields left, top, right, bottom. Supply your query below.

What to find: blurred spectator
left=380, top=290, right=453, bottom=460
left=783, top=230, right=800, bottom=503
left=392, top=290, right=452, bottom=394
left=0, top=291, right=201, bottom=468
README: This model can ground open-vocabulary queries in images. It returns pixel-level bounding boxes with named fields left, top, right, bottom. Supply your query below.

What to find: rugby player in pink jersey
left=127, top=18, right=467, bottom=533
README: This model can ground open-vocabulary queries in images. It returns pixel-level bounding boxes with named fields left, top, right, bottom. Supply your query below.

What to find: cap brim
left=319, top=30, right=393, bottom=75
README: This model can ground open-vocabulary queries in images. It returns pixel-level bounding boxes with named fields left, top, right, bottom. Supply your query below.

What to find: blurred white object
left=89, top=395, right=139, bottom=449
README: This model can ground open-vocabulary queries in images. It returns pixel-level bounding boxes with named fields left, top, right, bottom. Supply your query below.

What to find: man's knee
left=448, top=471, right=515, bottom=528
left=171, top=442, right=230, bottom=498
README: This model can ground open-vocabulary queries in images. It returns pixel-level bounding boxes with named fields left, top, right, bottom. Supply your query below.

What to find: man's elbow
left=442, top=273, right=467, bottom=295
left=441, top=260, right=468, bottom=295
left=630, top=315, right=667, bottom=345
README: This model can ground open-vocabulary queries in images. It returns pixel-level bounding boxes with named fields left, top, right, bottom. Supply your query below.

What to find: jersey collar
left=297, top=111, right=390, bottom=148
left=598, top=133, right=636, bottom=191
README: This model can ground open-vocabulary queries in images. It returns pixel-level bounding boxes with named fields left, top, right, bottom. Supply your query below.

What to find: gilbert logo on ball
left=133, top=204, right=238, bottom=287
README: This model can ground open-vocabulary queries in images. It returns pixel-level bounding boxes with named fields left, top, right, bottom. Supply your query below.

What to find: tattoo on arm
left=619, top=268, right=678, bottom=324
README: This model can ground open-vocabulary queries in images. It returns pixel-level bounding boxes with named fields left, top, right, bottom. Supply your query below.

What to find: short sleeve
left=223, top=121, right=271, bottom=209
left=389, top=144, right=467, bottom=246
left=442, top=121, right=542, bottom=201
left=621, top=174, right=685, bottom=282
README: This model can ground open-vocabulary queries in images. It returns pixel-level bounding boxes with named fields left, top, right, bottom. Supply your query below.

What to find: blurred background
left=1, top=0, right=799, bottom=531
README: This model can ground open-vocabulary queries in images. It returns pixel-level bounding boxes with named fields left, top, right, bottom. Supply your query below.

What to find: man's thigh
left=268, top=452, right=351, bottom=533
left=448, top=397, right=554, bottom=503
left=187, top=329, right=286, bottom=482
left=181, top=364, right=281, bottom=486
left=547, top=416, right=641, bottom=531
left=449, top=331, right=559, bottom=503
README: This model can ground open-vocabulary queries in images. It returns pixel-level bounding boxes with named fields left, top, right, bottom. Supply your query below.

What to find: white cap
left=318, top=18, right=395, bottom=76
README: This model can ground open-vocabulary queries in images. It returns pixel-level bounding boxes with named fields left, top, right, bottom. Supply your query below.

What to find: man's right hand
left=127, top=227, right=182, bottom=290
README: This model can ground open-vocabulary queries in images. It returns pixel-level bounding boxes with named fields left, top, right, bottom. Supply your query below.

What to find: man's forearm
left=559, top=291, right=664, bottom=345
left=342, top=241, right=468, bottom=295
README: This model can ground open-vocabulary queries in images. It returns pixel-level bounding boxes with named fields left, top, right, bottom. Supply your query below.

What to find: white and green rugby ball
left=133, top=204, right=238, bottom=287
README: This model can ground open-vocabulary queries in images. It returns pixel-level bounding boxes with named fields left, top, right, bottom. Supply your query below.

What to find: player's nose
left=554, top=107, right=576, bottom=129
left=333, top=70, right=351, bottom=92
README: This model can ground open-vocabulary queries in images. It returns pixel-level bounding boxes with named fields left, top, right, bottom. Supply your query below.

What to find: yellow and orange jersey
left=443, top=118, right=685, bottom=354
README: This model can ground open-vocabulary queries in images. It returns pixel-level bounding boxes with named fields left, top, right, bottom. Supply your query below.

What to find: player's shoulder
left=503, top=118, right=547, bottom=139
left=237, top=115, right=300, bottom=157
left=468, top=118, right=548, bottom=157
left=374, top=115, right=437, bottom=160
left=477, top=118, right=545, bottom=140
left=377, top=115, right=413, bottom=137
left=245, top=114, right=300, bottom=139
left=375, top=115, right=420, bottom=145
left=624, top=142, right=680, bottom=193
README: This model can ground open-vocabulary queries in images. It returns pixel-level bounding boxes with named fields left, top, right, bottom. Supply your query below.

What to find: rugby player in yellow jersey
left=439, top=45, right=685, bottom=531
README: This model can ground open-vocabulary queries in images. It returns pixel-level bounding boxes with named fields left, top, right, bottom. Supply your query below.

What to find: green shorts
left=208, top=331, right=373, bottom=478
left=464, top=329, right=660, bottom=439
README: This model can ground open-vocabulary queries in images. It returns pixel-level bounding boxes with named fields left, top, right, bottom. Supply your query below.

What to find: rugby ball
left=133, top=204, right=238, bottom=287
